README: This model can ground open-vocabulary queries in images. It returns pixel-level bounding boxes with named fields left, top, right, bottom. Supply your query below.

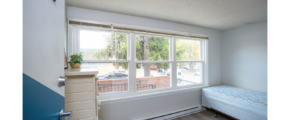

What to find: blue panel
left=23, top=73, right=64, bottom=120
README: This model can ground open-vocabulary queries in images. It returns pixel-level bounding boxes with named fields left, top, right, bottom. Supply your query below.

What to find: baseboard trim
left=169, top=112, right=198, bottom=120
left=134, top=105, right=202, bottom=120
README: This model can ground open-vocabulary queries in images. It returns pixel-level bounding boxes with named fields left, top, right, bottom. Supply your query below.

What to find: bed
left=202, top=85, right=267, bottom=120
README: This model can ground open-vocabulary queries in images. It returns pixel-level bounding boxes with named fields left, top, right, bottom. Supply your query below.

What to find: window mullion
left=200, top=39, right=204, bottom=61
left=203, top=40, right=208, bottom=85
left=76, top=28, right=80, bottom=54
left=171, top=36, right=177, bottom=88
left=129, top=32, right=136, bottom=93
left=200, top=61, right=204, bottom=85
left=127, top=32, right=131, bottom=61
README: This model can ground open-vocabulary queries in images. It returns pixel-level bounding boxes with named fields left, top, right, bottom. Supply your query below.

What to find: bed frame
left=202, top=96, right=267, bottom=120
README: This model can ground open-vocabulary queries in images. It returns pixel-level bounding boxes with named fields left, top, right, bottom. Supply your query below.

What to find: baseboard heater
left=143, top=105, right=201, bottom=120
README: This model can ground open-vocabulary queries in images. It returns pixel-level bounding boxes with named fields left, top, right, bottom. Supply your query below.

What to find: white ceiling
left=66, top=0, right=267, bottom=30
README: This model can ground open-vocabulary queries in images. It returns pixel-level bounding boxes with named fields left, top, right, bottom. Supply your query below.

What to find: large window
left=71, top=26, right=207, bottom=97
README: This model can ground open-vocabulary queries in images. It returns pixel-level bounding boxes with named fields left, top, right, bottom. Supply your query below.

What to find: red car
left=150, top=66, right=157, bottom=70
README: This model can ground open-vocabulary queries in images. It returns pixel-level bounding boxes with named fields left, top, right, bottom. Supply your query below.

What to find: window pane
left=136, top=63, right=170, bottom=91
left=82, top=62, right=129, bottom=93
left=176, top=39, right=200, bottom=61
left=135, top=35, right=169, bottom=61
left=177, top=62, right=202, bottom=86
left=80, top=30, right=127, bottom=60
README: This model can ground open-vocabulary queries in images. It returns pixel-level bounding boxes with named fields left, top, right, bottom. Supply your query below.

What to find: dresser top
left=65, top=68, right=98, bottom=76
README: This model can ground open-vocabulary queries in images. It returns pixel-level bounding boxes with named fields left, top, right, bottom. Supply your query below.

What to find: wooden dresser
left=64, top=68, right=99, bottom=120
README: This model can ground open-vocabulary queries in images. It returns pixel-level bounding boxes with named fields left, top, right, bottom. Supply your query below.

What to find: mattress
left=202, top=85, right=267, bottom=119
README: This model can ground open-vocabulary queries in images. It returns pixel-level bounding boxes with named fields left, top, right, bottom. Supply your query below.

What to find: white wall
left=221, top=22, right=267, bottom=92
left=67, top=6, right=222, bottom=120
left=23, top=0, right=66, bottom=96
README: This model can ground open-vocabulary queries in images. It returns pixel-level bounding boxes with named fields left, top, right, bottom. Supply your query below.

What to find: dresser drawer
left=65, top=83, right=94, bottom=94
left=65, top=92, right=94, bottom=103
left=70, top=109, right=95, bottom=120
left=65, top=100, right=95, bottom=111
left=67, top=76, right=94, bottom=84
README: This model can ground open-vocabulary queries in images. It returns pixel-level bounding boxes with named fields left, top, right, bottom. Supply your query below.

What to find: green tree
left=176, top=39, right=200, bottom=71
left=93, top=33, right=194, bottom=76
left=93, top=33, right=128, bottom=70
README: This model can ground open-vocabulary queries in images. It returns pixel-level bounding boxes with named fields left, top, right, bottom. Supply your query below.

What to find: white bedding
left=202, top=85, right=267, bottom=120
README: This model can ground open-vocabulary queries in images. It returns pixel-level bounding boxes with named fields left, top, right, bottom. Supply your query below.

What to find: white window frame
left=68, top=25, right=208, bottom=100
left=173, top=37, right=205, bottom=88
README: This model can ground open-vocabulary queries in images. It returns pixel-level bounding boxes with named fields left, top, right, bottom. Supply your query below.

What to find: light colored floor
left=173, top=110, right=236, bottom=120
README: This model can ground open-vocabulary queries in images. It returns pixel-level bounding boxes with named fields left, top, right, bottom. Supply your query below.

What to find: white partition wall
left=221, top=22, right=267, bottom=92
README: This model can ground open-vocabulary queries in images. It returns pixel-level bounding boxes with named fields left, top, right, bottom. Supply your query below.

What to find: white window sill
left=98, top=84, right=209, bottom=105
